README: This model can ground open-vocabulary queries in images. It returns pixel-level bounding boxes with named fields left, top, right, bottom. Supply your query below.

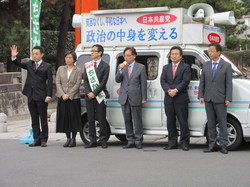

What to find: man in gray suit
left=115, top=47, right=147, bottom=149
left=198, top=43, right=232, bottom=154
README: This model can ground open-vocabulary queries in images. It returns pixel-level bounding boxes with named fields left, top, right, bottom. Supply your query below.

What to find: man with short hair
left=160, top=46, right=191, bottom=151
left=10, top=45, right=53, bottom=147
left=115, top=47, right=147, bottom=149
left=198, top=43, right=232, bottom=154
left=83, top=44, right=110, bottom=149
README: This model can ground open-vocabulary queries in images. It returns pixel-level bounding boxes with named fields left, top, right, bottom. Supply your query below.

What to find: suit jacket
left=160, top=62, right=191, bottom=104
left=198, top=58, right=232, bottom=103
left=56, top=65, right=82, bottom=100
left=83, top=60, right=110, bottom=100
left=115, top=62, right=147, bottom=106
left=12, top=59, right=53, bottom=101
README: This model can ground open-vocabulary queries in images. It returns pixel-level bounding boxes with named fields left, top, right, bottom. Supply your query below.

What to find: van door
left=182, top=50, right=208, bottom=136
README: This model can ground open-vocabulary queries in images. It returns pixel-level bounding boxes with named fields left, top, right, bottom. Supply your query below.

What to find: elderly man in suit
left=198, top=43, right=232, bottom=154
left=115, top=47, right=147, bottom=149
left=160, top=46, right=191, bottom=151
left=83, top=44, right=110, bottom=149
left=10, top=45, right=53, bottom=147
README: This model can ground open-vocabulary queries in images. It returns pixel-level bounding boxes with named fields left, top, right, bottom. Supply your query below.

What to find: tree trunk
left=55, top=0, right=72, bottom=70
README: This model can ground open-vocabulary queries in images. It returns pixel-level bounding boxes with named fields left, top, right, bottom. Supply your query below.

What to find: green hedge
left=41, top=30, right=75, bottom=64
left=0, top=30, right=74, bottom=64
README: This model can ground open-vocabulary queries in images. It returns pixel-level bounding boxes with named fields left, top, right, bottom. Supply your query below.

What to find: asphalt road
left=1, top=138, right=250, bottom=187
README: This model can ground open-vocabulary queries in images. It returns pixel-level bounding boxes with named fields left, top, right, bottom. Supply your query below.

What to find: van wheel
left=224, top=118, right=243, bottom=150
left=206, top=117, right=243, bottom=150
left=115, top=134, right=127, bottom=142
left=79, top=118, right=110, bottom=145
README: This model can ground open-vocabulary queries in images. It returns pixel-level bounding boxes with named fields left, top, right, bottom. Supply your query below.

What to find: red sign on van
left=208, top=33, right=221, bottom=43
left=137, top=14, right=177, bottom=25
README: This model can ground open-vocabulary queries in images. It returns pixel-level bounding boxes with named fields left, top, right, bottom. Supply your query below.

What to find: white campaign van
left=72, top=3, right=250, bottom=150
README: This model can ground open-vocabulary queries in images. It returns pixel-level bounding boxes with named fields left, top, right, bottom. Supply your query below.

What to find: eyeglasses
left=123, top=54, right=133, bottom=58
left=65, top=56, right=73, bottom=59
left=91, top=50, right=99, bottom=53
left=208, top=50, right=217, bottom=53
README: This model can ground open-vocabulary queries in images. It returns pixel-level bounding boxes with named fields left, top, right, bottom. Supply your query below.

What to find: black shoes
left=63, top=139, right=71, bottom=147
left=101, top=141, right=108, bottom=149
left=123, top=143, right=135, bottom=149
left=41, top=142, right=47, bottom=147
left=203, top=147, right=218, bottom=153
left=204, top=146, right=228, bottom=154
left=135, top=143, right=143, bottom=149
left=85, top=142, right=97, bottom=148
left=181, top=144, right=190, bottom=151
left=123, top=143, right=142, bottom=149
left=68, top=138, right=76, bottom=147
left=84, top=141, right=108, bottom=148
left=164, top=145, right=177, bottom=150
left=219, top=147, right=228, bottom=154
left=29, top=141, right=47, bottom=147
left=29, top=141, right=41, bottom=147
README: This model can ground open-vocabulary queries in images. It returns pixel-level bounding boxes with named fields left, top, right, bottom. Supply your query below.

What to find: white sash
left=85, top=61, right=105, bottom=104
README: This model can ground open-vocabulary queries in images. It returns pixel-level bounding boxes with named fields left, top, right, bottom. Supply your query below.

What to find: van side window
left=182, top=55, right=202, bottom=80
left=116, top=55, right=159, bottom=80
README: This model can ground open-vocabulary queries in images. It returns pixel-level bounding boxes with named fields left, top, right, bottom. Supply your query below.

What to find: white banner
left=85, top=61, right=105, bottom=104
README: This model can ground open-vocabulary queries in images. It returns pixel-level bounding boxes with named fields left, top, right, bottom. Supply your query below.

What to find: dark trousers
left=205, top=102, right=228, bottom=148
left=121, top=100, right=143, bottom=144
left=165, top=102, right=190, bottom=146
left=86, top=99, right=107, bottom=143
left=28, top=100, right=48, bottom=143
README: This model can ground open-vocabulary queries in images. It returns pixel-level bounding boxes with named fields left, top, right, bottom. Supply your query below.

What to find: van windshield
left=204, top=50, right=246, bottom=79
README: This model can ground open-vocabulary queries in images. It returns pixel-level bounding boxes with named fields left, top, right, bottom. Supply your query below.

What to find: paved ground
left=1, top=114, right=207, bottom=145
left=1, top=113, right=250, bottom=187
left=1, top=138, right=250, bottom=187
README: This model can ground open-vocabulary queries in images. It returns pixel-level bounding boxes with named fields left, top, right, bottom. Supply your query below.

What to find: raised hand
left=10, top=45, right=19, bottom=57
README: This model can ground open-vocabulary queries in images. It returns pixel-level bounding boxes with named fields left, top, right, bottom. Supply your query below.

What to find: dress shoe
left=63, top=139, right=71, bottom=147
left=97, top=141, right=102, bottom=146
left=85, top=142, right=97, bottom=148
left=181, top=145, right=190, bottom=151
left=41, top=142, right=47, bottom=147
left=219, top=147, right=228, bottom=154
left=123, top=143, right=135, bottom=149
left=203, top=147, right=218, bottom=153
left=29, top=141, right=41, bottom=147
left=135, top=143, right=143, bottom=149
left=101, top=141, right=108, bottom=149
left=68, top=138, right=76, bottom=147
left=164, top=145, right=177, bottom=150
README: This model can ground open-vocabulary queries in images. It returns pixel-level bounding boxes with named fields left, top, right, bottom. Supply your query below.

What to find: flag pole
left=20, top=0, right=34, bottom=144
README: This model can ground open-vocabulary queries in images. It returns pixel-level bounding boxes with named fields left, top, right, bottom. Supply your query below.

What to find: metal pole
left=30, top=0, right=32, bottom=59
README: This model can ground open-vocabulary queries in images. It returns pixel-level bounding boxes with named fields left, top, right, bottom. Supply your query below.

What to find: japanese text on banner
left=31, top=0, right=42, bottom=49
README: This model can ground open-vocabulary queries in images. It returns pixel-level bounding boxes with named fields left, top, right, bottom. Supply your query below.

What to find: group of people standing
left=10, top=43, right=232, bottom=154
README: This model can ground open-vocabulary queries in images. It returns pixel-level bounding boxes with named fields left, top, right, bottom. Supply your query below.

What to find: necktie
left=35, top=62, right=39, bottom=69
left=172, top=64, right=177, bottom=78
left=212, top=62, right=218, bottom=77
left=128, top=65, right=131, bottom=77
left=94, top=61, right=97, bottom=70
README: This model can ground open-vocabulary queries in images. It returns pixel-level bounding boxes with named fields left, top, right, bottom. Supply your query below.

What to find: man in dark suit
left=198, top=43, right=232, bottom=154
left=115, top=47, right=147, bottom=149
left=83, top=44, right=110, bottom=149
left=160, top=46, right=191, bottom=151
left=10, top=45, right=53, bottom=147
